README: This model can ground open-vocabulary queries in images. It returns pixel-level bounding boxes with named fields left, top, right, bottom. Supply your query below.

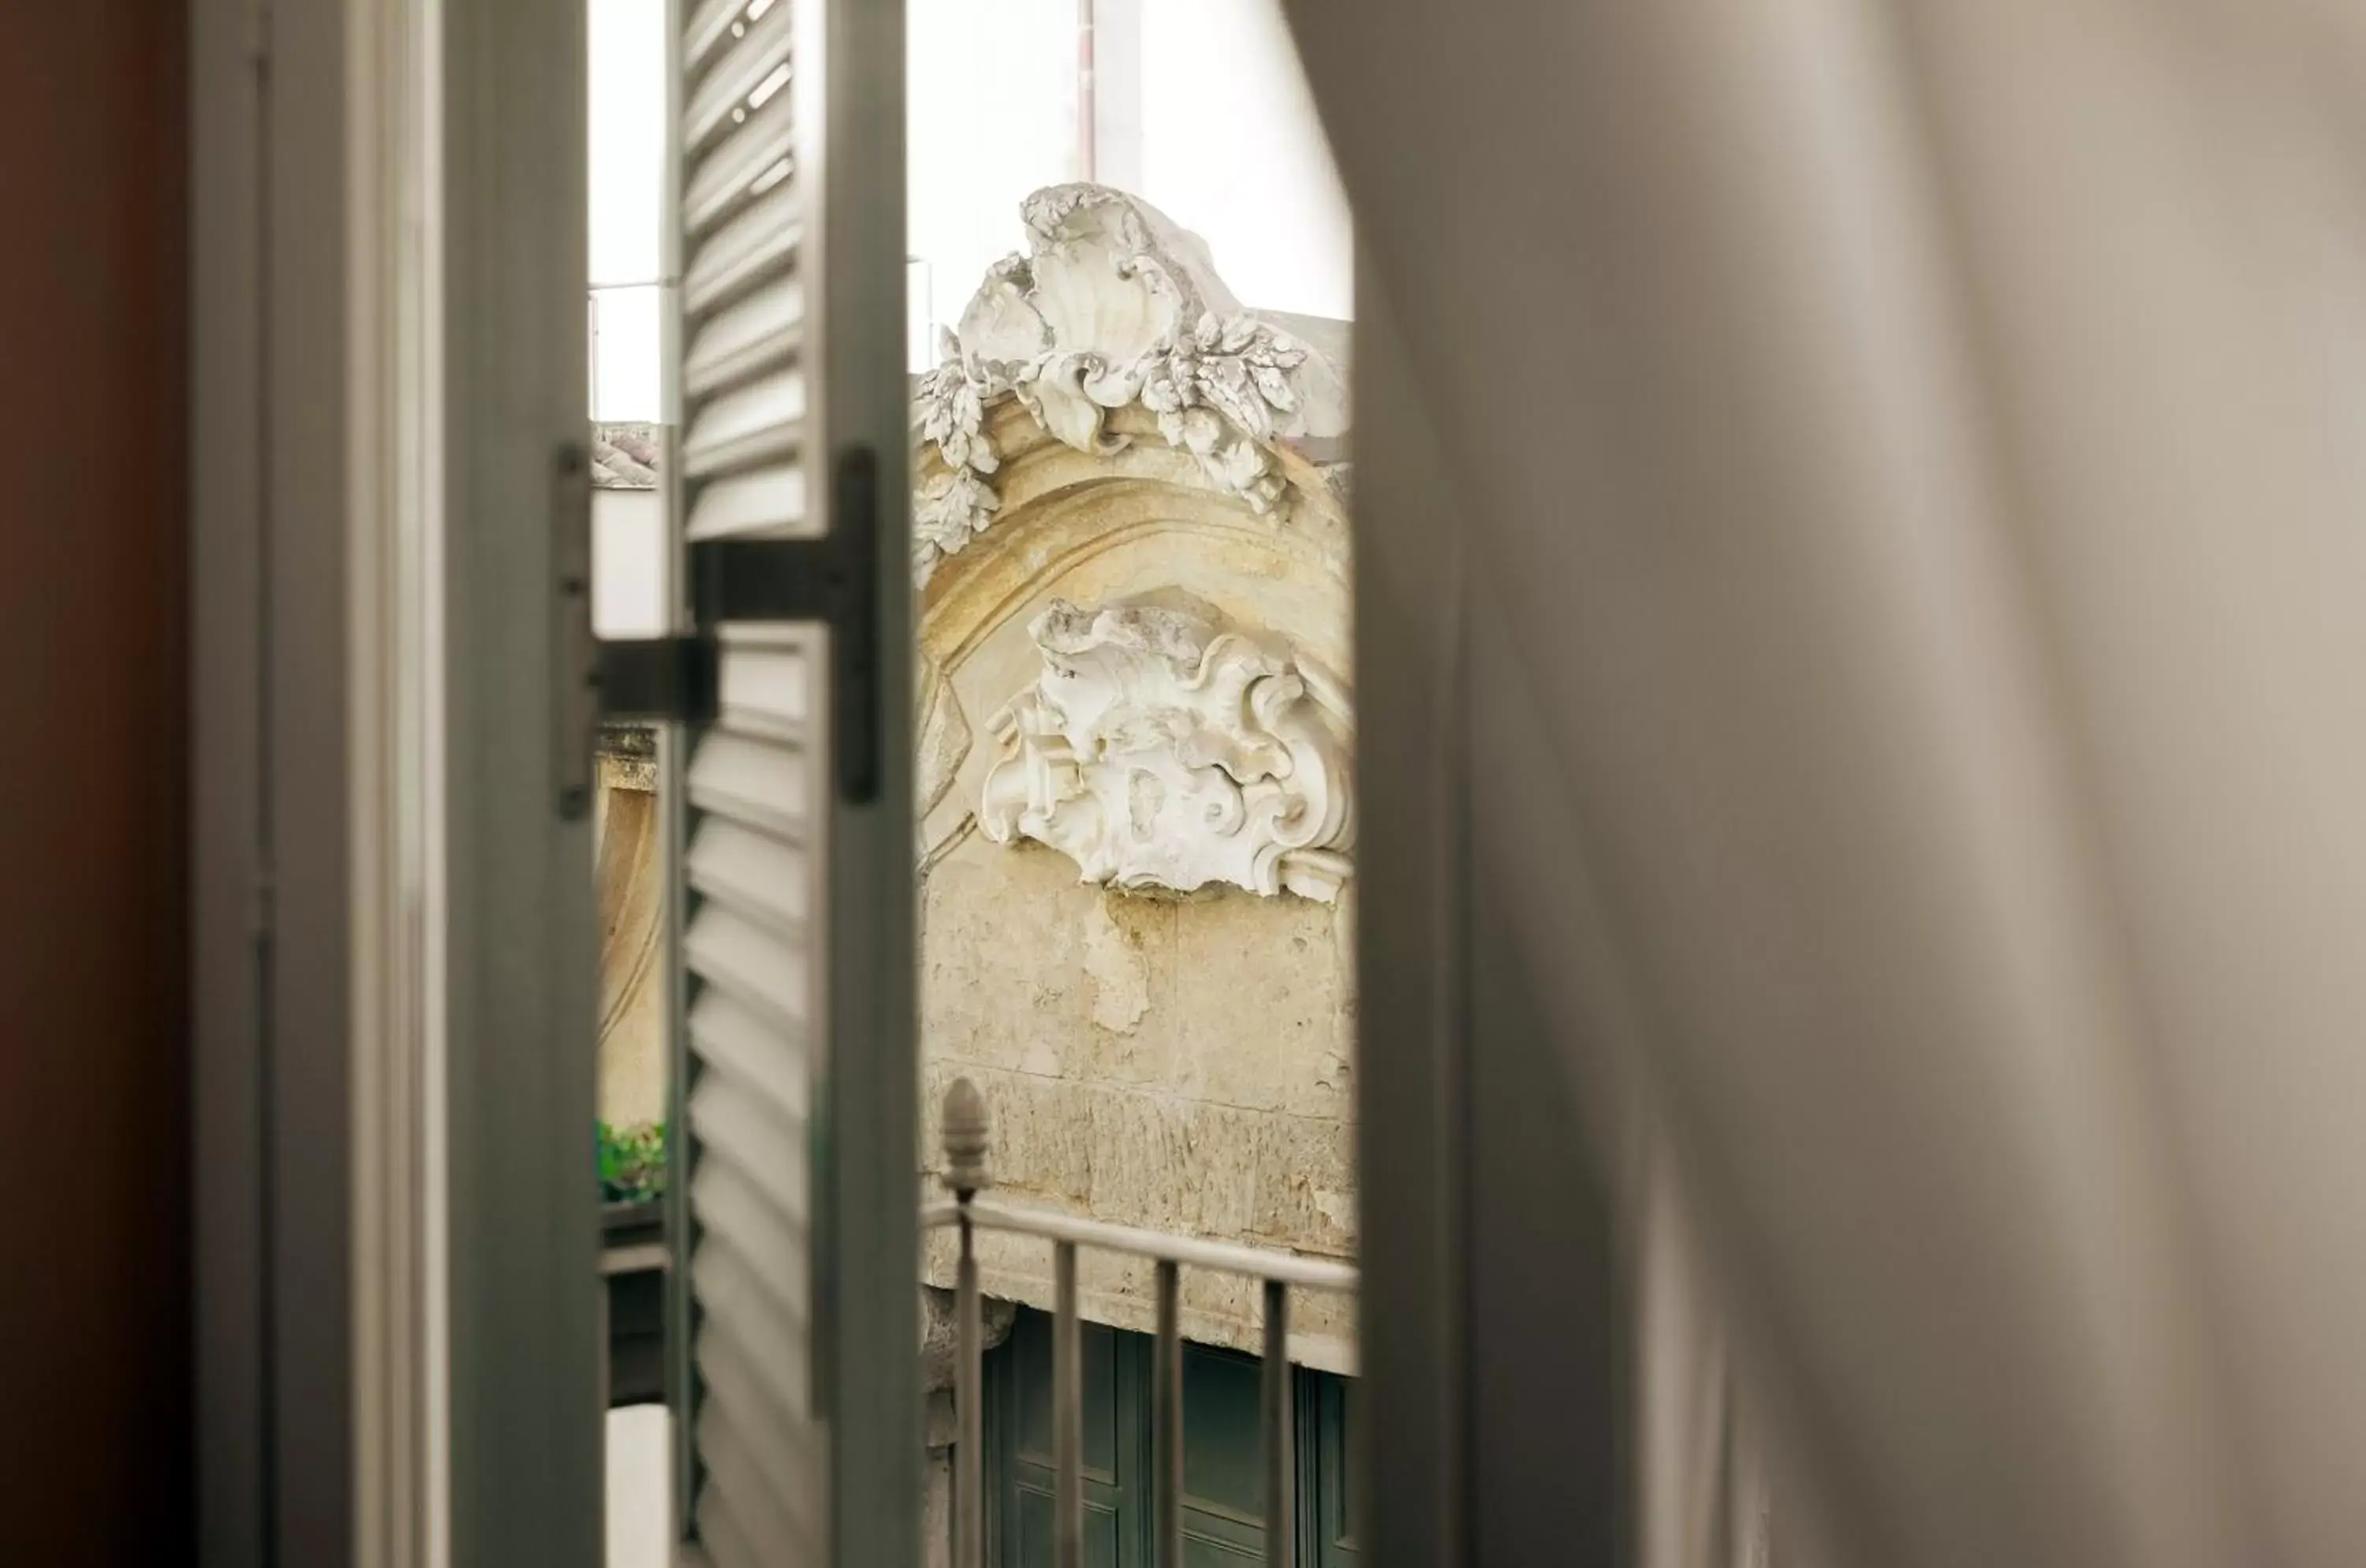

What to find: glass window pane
left=1181, top=1345, right=1266, bottom=1518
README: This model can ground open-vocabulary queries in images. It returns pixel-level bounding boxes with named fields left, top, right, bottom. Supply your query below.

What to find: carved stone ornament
left=914, top=185, right=1349, bottom=583
left=980, top=599, right=1353, bottom=902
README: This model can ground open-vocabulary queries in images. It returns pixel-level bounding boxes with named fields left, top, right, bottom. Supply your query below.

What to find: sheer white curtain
left=1638, top=1151, right=1773, bottom=1568
left=1288, top=0, right=2366, bottom=1563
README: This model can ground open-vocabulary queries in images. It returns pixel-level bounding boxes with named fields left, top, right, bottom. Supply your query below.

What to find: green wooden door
left=992, top=1312, right=1141, bottom=1567
left=987, top=1309, right=1357, bottom=1567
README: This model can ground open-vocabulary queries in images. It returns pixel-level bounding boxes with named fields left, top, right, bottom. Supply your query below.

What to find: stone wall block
left=1248, top=1113, right=1358, bottom=1257
left=1170, top=890, right=1346, bottom=1118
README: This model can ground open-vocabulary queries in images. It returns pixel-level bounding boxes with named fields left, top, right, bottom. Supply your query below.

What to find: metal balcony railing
left=921, top=1077, right=1359, bottom=1568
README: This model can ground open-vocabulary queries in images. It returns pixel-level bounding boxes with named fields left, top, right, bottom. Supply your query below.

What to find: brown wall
left=0, top=5, right=192, bottom=1562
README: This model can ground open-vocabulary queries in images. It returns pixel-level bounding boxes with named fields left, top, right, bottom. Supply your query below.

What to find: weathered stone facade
left=592, top=421, right=669, bottom=1131
left=595, top=725, right=666, bottom=1129
left=581, top=189, right=1363, bottom=1376
left=915, top=187, right=1358, bottom=1372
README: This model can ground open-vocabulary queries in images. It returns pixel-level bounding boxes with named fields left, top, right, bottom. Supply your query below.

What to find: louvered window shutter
left=626, top=0, right=912, bottom=1559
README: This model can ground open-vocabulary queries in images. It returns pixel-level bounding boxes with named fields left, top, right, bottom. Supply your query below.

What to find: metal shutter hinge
left=592, top=445, right=882, bottom=805
left=595, top=637, right=718, bottom=726
left=551, top=441, right=597, bottom=819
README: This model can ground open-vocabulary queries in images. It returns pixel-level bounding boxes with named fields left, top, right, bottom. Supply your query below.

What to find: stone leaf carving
left=914, top=332, right=1001, bottom=565
left=913, top=185, right=1348, bottom=583
left=980, top=599, right=1353, bottom=902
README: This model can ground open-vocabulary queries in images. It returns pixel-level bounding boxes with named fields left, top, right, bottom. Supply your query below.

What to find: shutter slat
left=690, top=1158, right=809, bottom=1316
left=686, top=894, right=814, bottom=1031
left=685, top=92, right=796, bottom=237
left=692, top=1243, right=813, bottom=1416
left=686, top=817, right=809, bottom=937
left=699, top=1312, right=817, bottom=1456
left=686, top=463, right=809, bottom=541
left=683, top=1, right=793, bottom=154
left=681, top=367, right=805, bottom=478
left=687, top=1072, right=805, bottom=1215
left=694, top=1469, right=800, bottom=1568
left=682, top=182, right=800, bottom=319
left=698, top=1405, right=819, bottom=1562
left=684, top=900, right=809, bottom=1040
left=696, top=1327, right=816, bottom=1510
left=685, top=728, right=809, bottom=841
left=691, top=1488, right=765, bottom=1568
left=685, top=277, right=806, bottom=401
left=715, top=633, right=815, bottom=738
left=681, top=0, right=755, bottom=80
left=695, top=1385, right=818, bottom=1556
left=687, top=987, right=809, bottom=1125
left=681, top=823, right=809, bottom=946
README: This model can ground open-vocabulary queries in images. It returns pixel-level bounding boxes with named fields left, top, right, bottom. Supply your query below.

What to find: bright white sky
left=589, top=0, right=666, bottom=420
left=905, top=0, right=1082, bottom=361
left=588, top=0, right=1351, bottom=419
left=906, top=0, right=1353, bottom=353
left=589, top=0, right=666, bottom=289
left=1136, top=0, right=1353, bottom=322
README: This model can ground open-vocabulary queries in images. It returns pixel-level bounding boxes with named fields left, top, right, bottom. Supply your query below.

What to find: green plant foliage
left=598, top=1119, right=668, bottom=1204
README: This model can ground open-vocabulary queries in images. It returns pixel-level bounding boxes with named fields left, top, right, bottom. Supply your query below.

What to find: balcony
left=922, top=1077, right=1357, bottom=1568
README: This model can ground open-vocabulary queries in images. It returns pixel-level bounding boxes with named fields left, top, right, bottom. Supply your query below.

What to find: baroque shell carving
left=914, top=185, right=1349, bottom=583
left=979, top=599, right=1353, bottom=902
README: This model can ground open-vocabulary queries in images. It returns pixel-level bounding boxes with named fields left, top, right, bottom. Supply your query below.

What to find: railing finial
left=942, top=1076, right=992, bottom=1199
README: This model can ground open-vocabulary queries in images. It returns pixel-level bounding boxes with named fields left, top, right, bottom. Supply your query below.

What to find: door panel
left=985, top=1310, right=1357, bottom=1567
left=1302, top=1375, right=1360, bottom=1566
left=998, top=1312, right=1135, bottom=1568
left=1181, top=1344, right=1268, bottom=1563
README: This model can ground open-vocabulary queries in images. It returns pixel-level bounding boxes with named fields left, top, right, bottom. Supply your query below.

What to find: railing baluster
left=931, top=1080, right=1361, bottom=1568
left=957, top=1212, right=983, bottom=1568
left=1155, top=1259, right=1183, bottom=1568
left=1055, top=1238, right=1084, bottom=1568
left=1263, top=1278, right=1294, bottom=1566
left=941, top=1080, right=994, bottom=1568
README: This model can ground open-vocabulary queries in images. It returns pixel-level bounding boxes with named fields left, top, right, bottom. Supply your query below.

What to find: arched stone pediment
left=914, top=182, right=1348, bottom=580
left=916, top=188, right=1355, bottom=903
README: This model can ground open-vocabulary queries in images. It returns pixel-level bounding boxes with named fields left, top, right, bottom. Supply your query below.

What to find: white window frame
left=194, top=0, right=920, bottom=1559
left=195, top=0, right=603, bottom=1560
